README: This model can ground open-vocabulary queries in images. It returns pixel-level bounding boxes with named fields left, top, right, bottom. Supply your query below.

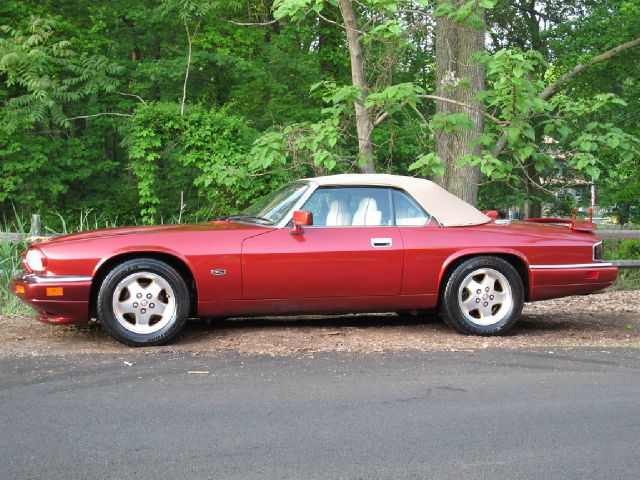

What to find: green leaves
left=434, top=0, right=495, bottom=30
left=127, top=103, right=257, bottom=224
left=273, top=0, right=325, bottom=21
left=0, top=17, right=121, bottom=135
left=429, top=112, right=475, bottom=133
left=408, top=152, right=445, bottom=177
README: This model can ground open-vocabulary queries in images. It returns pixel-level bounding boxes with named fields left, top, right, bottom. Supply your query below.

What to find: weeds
left=0, top=213, right=31, bottom=315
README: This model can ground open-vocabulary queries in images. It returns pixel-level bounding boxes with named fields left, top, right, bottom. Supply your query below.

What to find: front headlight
left=25, top=248, right=47, bottom=272
left=593, top=241, right=604, bottom=261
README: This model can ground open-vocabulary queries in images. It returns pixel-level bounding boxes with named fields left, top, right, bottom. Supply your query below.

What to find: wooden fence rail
left=595, top=230, right=640, bottom=240
left=610, top=260, right=640, bottom=268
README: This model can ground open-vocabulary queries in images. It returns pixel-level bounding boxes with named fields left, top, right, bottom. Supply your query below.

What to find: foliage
left=608, top=240, right=640, bottom=261
left=0, top=0, right=637, bottom=225
left=126, top=103, right=267, bottom=223
left=0, top=17, right=122, bottom=212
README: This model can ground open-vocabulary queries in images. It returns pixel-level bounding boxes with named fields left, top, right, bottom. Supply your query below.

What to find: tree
left=338, top=0, right=375, bottom=172
left=433, top=0, right=486, bottom=204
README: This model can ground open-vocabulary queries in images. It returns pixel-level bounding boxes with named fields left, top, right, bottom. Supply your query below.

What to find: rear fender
left=438, top=248, right=531, bottom=294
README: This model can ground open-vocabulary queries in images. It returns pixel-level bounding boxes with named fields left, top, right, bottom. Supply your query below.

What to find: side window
left=301, top=187, right=393, bottom=227
left=393, top=190, right=430, bottom=226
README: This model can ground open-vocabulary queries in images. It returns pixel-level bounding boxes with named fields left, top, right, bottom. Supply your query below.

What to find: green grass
left=0, top=213, right=32, bottom=315
left=603, top=239, right=640, bottom=290
left=0, top=209, right=130, bottom=316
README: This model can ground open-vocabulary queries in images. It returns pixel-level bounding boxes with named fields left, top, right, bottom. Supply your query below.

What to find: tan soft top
left=304, top=174, right=490, bottom=227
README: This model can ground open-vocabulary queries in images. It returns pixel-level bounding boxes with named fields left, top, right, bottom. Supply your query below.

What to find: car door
left=241, top=187, right=404, bottom=300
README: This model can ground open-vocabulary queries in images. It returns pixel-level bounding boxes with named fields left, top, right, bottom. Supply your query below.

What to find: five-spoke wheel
left=112, top=272, right=177, bottom=335
left=97, top=258, right=189, bottom=346
left=440, top=256, right=524, bottom=335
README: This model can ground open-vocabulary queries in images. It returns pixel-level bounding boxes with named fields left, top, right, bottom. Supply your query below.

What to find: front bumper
left=10, top=274, right=92, bottom=325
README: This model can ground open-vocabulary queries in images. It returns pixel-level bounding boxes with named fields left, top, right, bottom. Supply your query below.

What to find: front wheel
left=97, top=258, right=190, bottom=346
left=439, top=256, right=524, bottom=335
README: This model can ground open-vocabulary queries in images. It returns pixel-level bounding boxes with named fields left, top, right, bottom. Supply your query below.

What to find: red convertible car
left=11, top=174, right=617, bottom=346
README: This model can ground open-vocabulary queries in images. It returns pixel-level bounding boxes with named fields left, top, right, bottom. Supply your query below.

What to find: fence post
left=29, top=214, right=41, bottom=238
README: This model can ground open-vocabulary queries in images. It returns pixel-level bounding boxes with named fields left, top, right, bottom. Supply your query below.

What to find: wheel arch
left=89, top=251, right=198, bottom=318
left=437, top=250, right=531, bottom=304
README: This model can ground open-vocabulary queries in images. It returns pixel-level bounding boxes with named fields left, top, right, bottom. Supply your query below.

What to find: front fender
left=92, top=245, right=196, bottom=279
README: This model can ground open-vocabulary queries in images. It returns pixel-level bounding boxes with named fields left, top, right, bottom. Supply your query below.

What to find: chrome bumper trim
left=21, top=274, right=92, bottom=284
left=530, top=263, right=613, bottom=270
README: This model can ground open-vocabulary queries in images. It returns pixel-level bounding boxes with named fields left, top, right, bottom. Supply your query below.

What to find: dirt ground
left=1, top=290, right=638, bottom=357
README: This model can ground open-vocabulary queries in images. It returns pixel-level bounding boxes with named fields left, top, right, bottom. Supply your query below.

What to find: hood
left=36, top=221, right=266, bottom=246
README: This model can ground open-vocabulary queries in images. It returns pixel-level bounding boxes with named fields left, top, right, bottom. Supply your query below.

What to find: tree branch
left=540, top=37, right=640, bottom=101
left=223, top=18, right=279, bottom=26
left=418, top=94, right=507, bottom=126
left=66, top=112, right=132, bottom=120
left=318, top=11, right=364, bottom=34
left=411, top=105, right=428, bottom=125
left=181, top=19, right=201, bottom=117
left=492, top=37, right=640, bottom=157
left=117, top=92, right=147, bottom=105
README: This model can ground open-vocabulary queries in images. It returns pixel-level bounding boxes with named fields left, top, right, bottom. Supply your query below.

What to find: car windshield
left=235, top=181, right=310, bottom=225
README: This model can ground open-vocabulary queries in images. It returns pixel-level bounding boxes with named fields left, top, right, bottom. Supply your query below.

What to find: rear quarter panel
left=399, top=221, right=599, bottom=299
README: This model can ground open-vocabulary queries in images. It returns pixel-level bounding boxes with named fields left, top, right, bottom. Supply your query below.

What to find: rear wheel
left=97, top=258, right=190, bottom=346
left=440, top=256, right=524, bottom=335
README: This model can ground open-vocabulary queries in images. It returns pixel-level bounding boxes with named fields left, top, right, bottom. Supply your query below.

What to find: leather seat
left=396, top=206, right=428, bottom=226
left=352, top=197, right=382, bottom=226
left=326, top=200, right=352, bottom=226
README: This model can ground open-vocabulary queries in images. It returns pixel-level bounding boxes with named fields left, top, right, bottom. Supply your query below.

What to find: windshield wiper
left=217, top=213, right=274, bottom=224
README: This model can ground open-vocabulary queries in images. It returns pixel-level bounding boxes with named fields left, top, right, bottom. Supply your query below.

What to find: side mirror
left=291, top=210, right=312, bottom=235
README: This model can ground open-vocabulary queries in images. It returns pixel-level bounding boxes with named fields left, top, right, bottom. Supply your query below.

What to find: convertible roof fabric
left=305, top=174, right=490, bottom=227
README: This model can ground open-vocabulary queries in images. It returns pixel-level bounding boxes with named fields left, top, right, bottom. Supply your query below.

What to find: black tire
left=439, top=256, right=524, bottom=335
left=96, top=258, right=190, bottom=346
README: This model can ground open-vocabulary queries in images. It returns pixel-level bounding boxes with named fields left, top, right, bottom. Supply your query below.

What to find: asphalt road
left=2, top=349, right=639, bottom=480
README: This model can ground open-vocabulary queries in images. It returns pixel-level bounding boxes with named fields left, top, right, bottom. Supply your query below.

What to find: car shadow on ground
left=174, top=312, right=588, bottom=337
left=205, top=312, right=441, bottom=330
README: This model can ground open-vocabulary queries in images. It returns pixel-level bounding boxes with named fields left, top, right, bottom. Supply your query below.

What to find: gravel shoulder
left=1, top=290, right=638, bottom=357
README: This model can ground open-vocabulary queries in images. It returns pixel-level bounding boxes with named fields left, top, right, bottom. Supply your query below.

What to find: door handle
left=371, top=237, right=392, bottom=248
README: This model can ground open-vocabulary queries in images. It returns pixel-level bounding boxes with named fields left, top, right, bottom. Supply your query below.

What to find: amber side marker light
left=15, top=285, right=26, bottom=294
left=46, top=287, right=64, bottom=297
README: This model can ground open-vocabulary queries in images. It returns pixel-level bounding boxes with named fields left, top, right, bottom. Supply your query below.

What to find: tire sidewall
left=97, top=259, right=190, bottom=346
left=441, top=256, right=524, bottom=335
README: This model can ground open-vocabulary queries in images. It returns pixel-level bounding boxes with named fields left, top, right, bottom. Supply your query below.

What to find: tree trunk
left=338, top=0, right=376, bottom=173
left=434, top=1, right=485, bottom=205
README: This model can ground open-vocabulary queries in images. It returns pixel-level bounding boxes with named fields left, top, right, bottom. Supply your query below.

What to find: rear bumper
left=529, top=263, right=618, bottom=301
left=10, top=274, right=92, bottom=325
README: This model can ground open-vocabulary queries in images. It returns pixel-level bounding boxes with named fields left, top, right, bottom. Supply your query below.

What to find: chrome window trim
left=592, top=241, right=603, bottom=261
left=22, top=274, right=92, bottom=284
left=276, top=181, right=319, bottom=229
left=278, top=182, right=438, bottom=229
left=529, top=263, right=613, bottom=270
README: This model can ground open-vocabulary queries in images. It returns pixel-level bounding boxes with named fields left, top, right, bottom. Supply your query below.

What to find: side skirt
left=198, top=294, right=438, bottom=318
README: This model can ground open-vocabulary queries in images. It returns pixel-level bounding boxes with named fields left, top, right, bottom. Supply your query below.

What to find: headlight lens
left=593, top=241, right=604, bottom=261
left=25, top=248, right=47, bottom=272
